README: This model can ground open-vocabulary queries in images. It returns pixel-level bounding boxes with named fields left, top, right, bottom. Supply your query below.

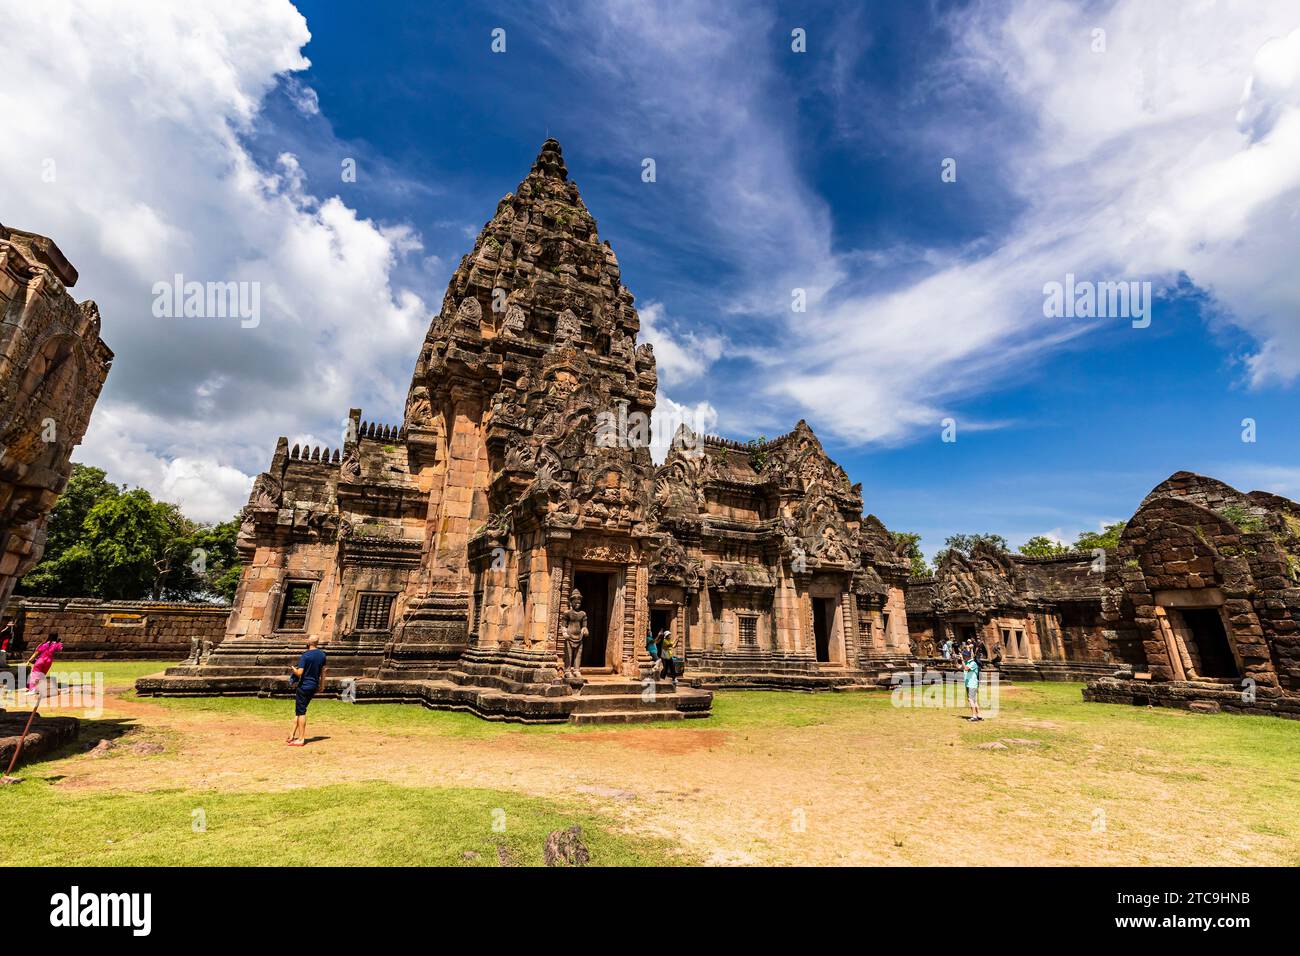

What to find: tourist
left=0, top=617, right=13, bottom=668
left=646, top=626, right=661, bottom=676
left=657, top=627, right=676, bottom=684
left=26, top=632, right=63, bottom=694
left=963, top=649, right=982, bottom=721
left=941, top=638, right=953, bottom=661
left=286, top=637, right=327, bottom=746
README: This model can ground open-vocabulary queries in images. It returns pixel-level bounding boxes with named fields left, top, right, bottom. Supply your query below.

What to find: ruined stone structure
left=138, top=140, right=914, bottom=721
left=906, top=545, right=1112, bottom=681
left=647, top=425, right=915, bottom=688
left=0, top=225, right=112, bottom=609
left=4, top=598, right=230, bottom=660
left=1086, top=472, right=1300, bottom=718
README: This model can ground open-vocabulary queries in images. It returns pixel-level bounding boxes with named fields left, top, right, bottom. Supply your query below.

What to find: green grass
left=49, top=659, right=178, bottom=687
left=0, top=780, right=690, bottom=866
left=13, top=665, right=1300, bottom=866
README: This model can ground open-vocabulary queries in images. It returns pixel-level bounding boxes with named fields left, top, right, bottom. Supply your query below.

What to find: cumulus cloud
left=637, top=302, right=724, bottom=387
left=0, top=0, right=429, bottom=522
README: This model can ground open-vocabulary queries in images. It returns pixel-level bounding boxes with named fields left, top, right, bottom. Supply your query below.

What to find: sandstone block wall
left=6, top=598, right=230, bottom=659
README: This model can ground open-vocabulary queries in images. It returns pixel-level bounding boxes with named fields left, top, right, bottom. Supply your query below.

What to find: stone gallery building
left=0, top=225, right=112, bottom=608
left=138, top=141, right=917, bottom=722
left=1086, top=472, right=1300, bottom=718
left=905, top=545, right=1112, bottom=681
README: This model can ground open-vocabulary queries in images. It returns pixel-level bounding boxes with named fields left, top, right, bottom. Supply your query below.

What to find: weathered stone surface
left=0, top=712, right=80, bottom=769
left=0, top=225, right=112, bottom=608
left=1087, top=471, right=1300, bottom=719
left=543, top=825, right=590, bottom=866
left=4, top=597, right=229, bottom=659
left=906, top=546, right=1111, bottom=679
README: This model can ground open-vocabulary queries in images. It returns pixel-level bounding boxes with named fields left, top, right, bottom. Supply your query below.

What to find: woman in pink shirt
left=26, top=635, right=63, bottom=692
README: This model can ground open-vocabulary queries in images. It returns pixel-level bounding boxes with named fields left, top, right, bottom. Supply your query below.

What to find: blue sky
left=6, top=1, right=1300, bottom=560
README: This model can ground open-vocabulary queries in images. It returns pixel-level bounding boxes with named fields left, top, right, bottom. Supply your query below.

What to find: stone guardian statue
left=562, top=589, right=589, bottom=679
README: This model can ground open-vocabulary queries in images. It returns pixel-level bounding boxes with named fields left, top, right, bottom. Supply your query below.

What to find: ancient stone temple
left=1086, top=472, right=1300, bottom=718
left=905, top=544, right=1112, bottom=681
left=0, top=225, right=113, bottom=608
left=138, top=140, right=916, bottom=721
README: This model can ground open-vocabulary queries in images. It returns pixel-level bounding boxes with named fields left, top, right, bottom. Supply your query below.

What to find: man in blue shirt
left=287, top=638, right=327, bottom=746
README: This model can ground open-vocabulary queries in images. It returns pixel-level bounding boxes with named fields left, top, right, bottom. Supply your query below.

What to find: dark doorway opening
left=572, top=571, right=612, bottom=669
left=1179, top=608, right=1239, bottom=679
left=650, top=607, right=672, bottom=648
left=813, top=597, right=833, bottom=663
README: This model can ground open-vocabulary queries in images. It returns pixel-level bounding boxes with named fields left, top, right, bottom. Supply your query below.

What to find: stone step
left=569, top=710, right=686, bottom=725
left=569, top=693, right=684, bottom=714
left=576, top=679, right=677, bottom=697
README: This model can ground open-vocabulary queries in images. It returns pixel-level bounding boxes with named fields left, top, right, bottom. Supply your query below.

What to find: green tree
left=1019, top=535, right=1069, bottom=557
left=18, top=463, right=243, bottom=602
left=1073, top=522, right=1126, bottom=552
left=37, top=464, right=121, bottom=564
left=941, top=532, right=1009, bottom=556
left=167, top=518, right=243, bottom=601
left=892, top=532, right=932, bottom=578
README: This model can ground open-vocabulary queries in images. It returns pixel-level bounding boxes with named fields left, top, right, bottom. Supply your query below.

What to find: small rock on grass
left=976, top=741, right=1009, bottom=750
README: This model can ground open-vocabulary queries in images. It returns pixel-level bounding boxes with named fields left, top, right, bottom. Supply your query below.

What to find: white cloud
left=562, top=0, right=1300, bottom=444
left=1, top=0, right=429, bottom=522
left=638, top=302, right=724, bottom=387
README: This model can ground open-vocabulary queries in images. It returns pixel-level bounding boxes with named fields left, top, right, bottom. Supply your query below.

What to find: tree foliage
left=18, top=463, right=242, bottom=602
left=892, top=531, right=932, bottom=578
left=1018, top=535, right=1070, bottom=557
left=939, top=532, right=1009, bottom=560
left=1073, top=522, right=1126, bottom=552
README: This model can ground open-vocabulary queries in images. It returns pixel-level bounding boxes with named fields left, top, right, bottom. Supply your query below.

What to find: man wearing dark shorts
left=287, top=638, right=326, bottom=746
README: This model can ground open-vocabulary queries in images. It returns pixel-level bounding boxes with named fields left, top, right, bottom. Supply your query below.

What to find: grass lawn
left=0, top=780, right=687, bottom=866
left=8, top=662, right=1300, bottom=865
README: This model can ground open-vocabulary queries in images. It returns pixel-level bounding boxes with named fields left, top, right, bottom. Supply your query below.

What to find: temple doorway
left=813, top=597, right=833, bottom=663
left=1176, top=607, right=1239, bottom=679
left=573, top=570, right=613, bottom=670
left=650, top=607, right=672, bottom=644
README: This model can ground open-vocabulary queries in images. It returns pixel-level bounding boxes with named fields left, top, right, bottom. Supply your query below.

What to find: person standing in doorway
left=287, top=638, right=327, bottom=746
left=646, top=625, right=661, bottom=677
left=657, top=627, right=677, bottom=685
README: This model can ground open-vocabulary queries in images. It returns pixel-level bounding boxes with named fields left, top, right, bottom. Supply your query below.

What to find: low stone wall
left=1084, top=675, right=1300, bottom=719
left=0, top=712, right=80, bottom=770
left=5, top=598, right=230, bottom=660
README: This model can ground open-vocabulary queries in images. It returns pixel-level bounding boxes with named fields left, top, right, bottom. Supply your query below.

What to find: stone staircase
left=567, top=677, right=710, bottom=724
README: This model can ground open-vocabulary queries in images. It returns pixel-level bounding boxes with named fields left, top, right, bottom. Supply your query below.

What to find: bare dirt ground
left=32, top=679, right=1300, bottom=866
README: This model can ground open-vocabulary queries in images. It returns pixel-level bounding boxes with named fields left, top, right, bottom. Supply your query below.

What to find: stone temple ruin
left=1086, top=472, right=1300, bottom=718
left=906, top=545, right=1112, bottom=682
left=0, top=225, right=113, bottom=609
left=129, top=143, right=1300, bottom=722
left=137, top=140, right=916, bottom=722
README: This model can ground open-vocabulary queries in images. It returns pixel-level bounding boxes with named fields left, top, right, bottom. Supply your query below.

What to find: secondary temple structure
left=1086, top=472, right=1300, bottom=718
left=906, top=545, right=1112, bottom=681
left=0, top=225, right=112, bottom=608
left=138, top=140, right=916, bottom=722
